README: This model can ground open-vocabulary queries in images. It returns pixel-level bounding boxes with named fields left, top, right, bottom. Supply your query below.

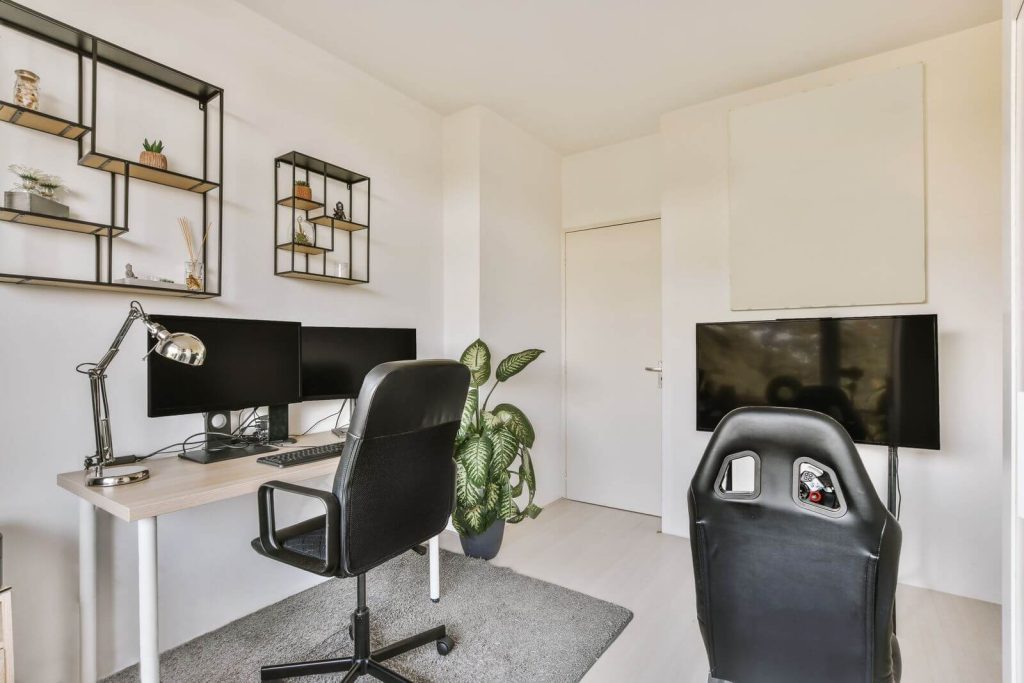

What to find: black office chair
left=252, top=359, right=470, bottom=682
left=689, top=407, right=902, bottom=683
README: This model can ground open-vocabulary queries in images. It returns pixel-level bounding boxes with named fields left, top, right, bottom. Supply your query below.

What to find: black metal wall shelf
left=0, top=0, right=224, bottom=299
left=0, top=272, right=217, bottom=298
left=276, top=241, right=331, bottom=256
left=308, top=213, right=367, bottom=232
left=0, top=1, right=220, bottom=103
left=277, top=270, right=366, bottom=286
left=80, top=152, right=219, bottom=193
left=274, top=151, right=370, bottom=285
left=277, top=196, right=323, bottom=211
left=0, top=99, right=89, bottom=139
left=0, top=208, right=127, bottom=237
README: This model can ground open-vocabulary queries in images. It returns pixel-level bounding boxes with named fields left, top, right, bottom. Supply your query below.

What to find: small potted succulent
left=293, top=179, right=312, bottom=201
left=140, top=138, right=167, bottom=170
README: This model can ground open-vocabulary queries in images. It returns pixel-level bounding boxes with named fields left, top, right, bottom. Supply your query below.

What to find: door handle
left=644, top=364, right=662, bottom=373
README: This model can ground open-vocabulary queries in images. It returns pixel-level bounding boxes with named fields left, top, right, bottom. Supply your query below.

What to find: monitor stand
left=180, top=441, right=277, bottom=464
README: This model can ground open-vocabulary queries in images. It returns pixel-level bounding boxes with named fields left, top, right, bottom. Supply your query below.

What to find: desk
left=57, top=430, right=442, bottom=683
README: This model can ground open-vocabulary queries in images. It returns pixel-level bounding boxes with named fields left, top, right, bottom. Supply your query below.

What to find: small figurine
left=125, top=263, right=136, bottom=279
left=333, top=201, right=347, bottom=222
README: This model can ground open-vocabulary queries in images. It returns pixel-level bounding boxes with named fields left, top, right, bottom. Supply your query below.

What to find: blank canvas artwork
left=728, top=63, right=926, bottom=310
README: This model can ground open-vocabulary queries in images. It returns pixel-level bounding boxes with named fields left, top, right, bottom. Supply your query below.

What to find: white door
left=565, top=220, right=662, bottom=516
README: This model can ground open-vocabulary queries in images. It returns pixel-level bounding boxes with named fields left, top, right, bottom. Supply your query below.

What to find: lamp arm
left=92, top=304, right=145, bottom=375
left=82, top=302, right=147, bottom=470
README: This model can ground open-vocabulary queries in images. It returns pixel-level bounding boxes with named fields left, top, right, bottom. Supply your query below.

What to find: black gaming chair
left=689, top=407, right=902, bottom=683
left=252, top=359, right=470, bottom=682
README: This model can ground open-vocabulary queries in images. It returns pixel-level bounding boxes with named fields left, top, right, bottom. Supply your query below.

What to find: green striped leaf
left=520, top=447, right=536, bottom=491
left=455, top=460, right=469, bottom=505
left=457, top=435, right=492, bottom=488
left=490, top=427, right=519, bottom=473
left=485, top=482, right=501, bottom=510
left=499, top=481, right=518, bottom=520
left=493, top=403, right=535, bottom=447
left=459, top=339, right=491, bottom=388
left=496, top=349, right=544, bottom=382
left=457, top=387, right=478, bottom=443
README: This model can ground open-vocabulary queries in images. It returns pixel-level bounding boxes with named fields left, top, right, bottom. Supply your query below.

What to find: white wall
left=562, top=134, right=662, bottom=230
left=442, top=106, right=565, bottom=509
left=0, top=1, right=445, bottom=679
left=661, top=22, right=1003, bottom=603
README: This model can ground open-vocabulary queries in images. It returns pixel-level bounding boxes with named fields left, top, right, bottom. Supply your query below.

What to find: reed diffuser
left=178, top=217, right=210, bottom=291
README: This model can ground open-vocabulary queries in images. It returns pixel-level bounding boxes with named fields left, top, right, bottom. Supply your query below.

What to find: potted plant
left=36, top=174, right=63, bottom=199
left=140, top=138, right=167, bottom=170
left=294, top=217, right=312, bottom=245
left=293, top=179, right=312, bottom=201
left=8, top=164, right=41, bottom=193
left=453, top=339, right=544, bottom=560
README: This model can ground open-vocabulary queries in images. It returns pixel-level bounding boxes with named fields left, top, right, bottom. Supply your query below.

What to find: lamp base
left=87, top=465, right=150, bottom=487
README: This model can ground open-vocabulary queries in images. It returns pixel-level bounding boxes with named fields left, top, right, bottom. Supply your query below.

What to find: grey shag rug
left=102, top=549, right=632, bottom=682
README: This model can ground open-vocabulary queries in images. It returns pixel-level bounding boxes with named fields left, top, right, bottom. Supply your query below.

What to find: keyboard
left=257, top=441, right=345, bottom=468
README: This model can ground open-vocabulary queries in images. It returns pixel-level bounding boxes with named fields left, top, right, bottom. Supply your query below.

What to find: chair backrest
left=332, top=359, right=469, bottom=576
left=689, top=407, right=901, bottom=683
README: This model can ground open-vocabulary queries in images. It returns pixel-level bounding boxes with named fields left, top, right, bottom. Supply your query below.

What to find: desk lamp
left=78, top=300, right=206, bottom=487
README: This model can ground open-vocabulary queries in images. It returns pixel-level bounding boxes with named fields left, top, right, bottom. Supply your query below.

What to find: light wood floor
left=438, top=498, right=1001, bottom=682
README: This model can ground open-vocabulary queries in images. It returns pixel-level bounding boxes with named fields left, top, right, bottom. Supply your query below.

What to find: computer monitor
left=147, top=315, right=302, bottom=418
left=300, top=327, right=417, bottom=401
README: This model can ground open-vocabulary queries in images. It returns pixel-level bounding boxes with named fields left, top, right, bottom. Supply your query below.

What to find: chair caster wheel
left=436, top=636, right=454, bottom=656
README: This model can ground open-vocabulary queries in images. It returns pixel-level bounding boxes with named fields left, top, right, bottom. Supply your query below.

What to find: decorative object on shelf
left=453, top=339, right=545, bottom=560
left=36, top=174, right=63, bottom=199
left=7, top=164, right=41, bottom=193
left=335, top=261, right=349, bottom=279
left=294, top=179, right=312, bottom=201
left=77, top=300, right=205, bottom=486
left=140, top=138, right=167, bottom=170
left=294, top=216, right=312, bottom=245
left=12, top=68, right=39, bottom=110
left=177, top=217, right=209, bottom=291
left=124, top=263, right=136, bottom=279
left=184, top=260, right=204, bottom=291
left=333, top=201, right=347, bottom=221
left=6, top=165, right=70, bottom=216
left=4, top=191, right=69, bottom=219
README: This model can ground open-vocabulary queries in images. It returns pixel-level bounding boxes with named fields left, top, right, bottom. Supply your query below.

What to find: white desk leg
left=429, top=535, right=440, bottom=602
left=138, top=517, right=160, bottom=683
left=79, top=500, right=97, bottom=683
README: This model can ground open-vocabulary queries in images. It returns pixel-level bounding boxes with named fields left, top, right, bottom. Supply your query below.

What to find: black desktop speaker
left=204, top=410, right=232, bottom=449
left=268, top=405, right=290, bottom=443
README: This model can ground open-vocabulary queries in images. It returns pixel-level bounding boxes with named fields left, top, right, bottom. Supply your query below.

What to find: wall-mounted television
left=696, top=314, right=939, bottom=449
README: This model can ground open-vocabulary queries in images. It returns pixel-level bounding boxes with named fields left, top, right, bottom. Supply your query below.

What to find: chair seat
left=252, top=515, right=328, bottom=562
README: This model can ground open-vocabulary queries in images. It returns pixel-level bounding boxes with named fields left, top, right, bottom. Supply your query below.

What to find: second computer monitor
left=301, top=327, right=417, bottom=400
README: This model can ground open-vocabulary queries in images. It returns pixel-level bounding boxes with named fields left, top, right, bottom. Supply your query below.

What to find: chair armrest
left=258, top=480, right=341, bottom=576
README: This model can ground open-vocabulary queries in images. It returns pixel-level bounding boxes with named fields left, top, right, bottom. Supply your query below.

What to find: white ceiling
left=238, top=0, right=999, bottom=153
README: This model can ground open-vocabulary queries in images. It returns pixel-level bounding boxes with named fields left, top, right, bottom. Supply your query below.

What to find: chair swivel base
left=260, top=604, right=453, bottom=682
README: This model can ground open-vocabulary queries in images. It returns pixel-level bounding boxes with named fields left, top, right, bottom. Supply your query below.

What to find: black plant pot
left=459, top=520, right=505, bottom=560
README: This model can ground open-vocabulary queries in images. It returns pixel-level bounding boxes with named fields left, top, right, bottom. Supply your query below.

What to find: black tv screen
left=147, top=315, right=302, bottom=417
left=301, top=327, right=417, bottom=400
left=696, top=314, right=939, bottom=449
